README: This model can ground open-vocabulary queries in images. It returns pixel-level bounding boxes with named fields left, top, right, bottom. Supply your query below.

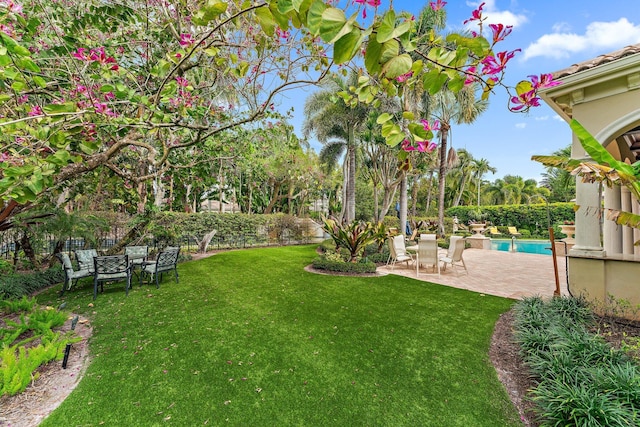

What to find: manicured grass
left=36, top=245, right=520, bottom=426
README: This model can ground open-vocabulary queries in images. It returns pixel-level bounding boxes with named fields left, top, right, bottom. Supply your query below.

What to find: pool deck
left=377, top=248, right=570, bottom=300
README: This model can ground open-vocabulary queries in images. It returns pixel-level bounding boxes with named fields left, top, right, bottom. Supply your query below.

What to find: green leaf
left=0, top=33, right=31, bottom=56
left=386, top=131, right=405, bottom=147
left=376, top=10, right=411, bottom=44
left=319, top=8, right=351, bottom=44
left=255, top=7, right=276, bottom=36
left=380, top=53, right=411, bottom=79
left=571, top=120, right=637, bottom=177
left=515, top=80, right=533, bottom=96
left=42, top=102, right=77, bottom=114
left=402, top=111, right=414, bottom=121
left=333, top=28, right=362, bottom=64
left=191, top=0, right=228, bottom=26
left=408, top=123, right=429, bottom=141
left=269, top=1, right=290, bottom=29
left=422, top=69, right=448, bottom=95
left=306, top=0, right=327, bottom=35
left=33, top=76, right=47, bottom=88
left=46, top=150, right=73, bottom=166
left=376, top=113, right=392, bottom=124
left=379, top=39, right=399, bottom=63
left=364, top=36, right=382, bottom=75
left=447, top=75, right=465, bottom=93
left=277, top=0, right=294, bottom=15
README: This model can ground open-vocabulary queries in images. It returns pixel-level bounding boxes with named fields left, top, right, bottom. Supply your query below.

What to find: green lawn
left=36, top=245, right=521, bottom=426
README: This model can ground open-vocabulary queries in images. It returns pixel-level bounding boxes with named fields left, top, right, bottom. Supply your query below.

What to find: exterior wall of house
left=541, top=49, right=640, bottom=319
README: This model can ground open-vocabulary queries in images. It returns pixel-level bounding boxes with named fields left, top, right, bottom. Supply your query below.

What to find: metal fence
left=0, top=229, right=315, bottom=263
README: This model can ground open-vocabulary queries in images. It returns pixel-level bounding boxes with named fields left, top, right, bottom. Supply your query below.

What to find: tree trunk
left=425, top=170, right=434, bottom=214
left=399, top=174, right=408, bottom=236
left=345, top=125, right=356, bottom=223
left=411, top=176, right=419, bottom=218
left=437, top=126, right=450, bottom=237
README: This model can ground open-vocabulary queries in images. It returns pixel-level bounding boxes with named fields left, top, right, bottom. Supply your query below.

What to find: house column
left=621, top=187, right=635, bottom=255
left=570, top=179, right=604, bottom=257
left=603, top=185, right=622, bottom=255
left=633, top=193, right=640, bottom=256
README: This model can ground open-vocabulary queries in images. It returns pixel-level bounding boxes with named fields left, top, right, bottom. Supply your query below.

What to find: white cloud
left=552, top=115, right=564, bottom=122
left=523, top=18, right=640, bottom=61
left=515, top=123, right=527, bottom=129
left=465, top=0, right=528, bottom=28
left=534, top=116, right=549, bottom=121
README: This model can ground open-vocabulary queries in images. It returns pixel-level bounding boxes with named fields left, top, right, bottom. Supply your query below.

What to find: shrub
left=311, top=255, right=377, bottom=274
left=513, top=296, right=640, bottom=426
left=0, top=266, right=64, bottom=300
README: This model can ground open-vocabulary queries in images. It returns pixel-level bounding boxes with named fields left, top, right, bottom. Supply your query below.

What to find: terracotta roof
left=552, top=43, right=640, bottom=79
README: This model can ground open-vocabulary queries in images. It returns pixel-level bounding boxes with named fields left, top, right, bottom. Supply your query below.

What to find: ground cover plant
left=513, top=296, right=640, bottom=426
left=0, top=297, right=80, bottom=396
left=34, top=245, right=520, bottom=426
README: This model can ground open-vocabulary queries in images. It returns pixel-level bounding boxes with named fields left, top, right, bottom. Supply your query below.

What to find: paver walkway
left=377, top=248, right=570, bottom=300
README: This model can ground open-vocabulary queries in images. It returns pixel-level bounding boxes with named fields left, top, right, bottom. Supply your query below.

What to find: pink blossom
left=421, top=119, right=440, bottom=132
left=528, top=73, right=561, bottom=90
left=463, top=2, right=485, bottom=25
left=489, top=24, right=512, bottom=44
left=16, top=94, right=28, bottom=104
left=510, top=90, right=540, bottom=111
left=429, top=0, right=446, bottom=11
left=104, top=92, right=115, bottom=101
left=6, top=1, right=22, bottom=14
left=396, top=71, right=413, bottom=83
left=401, top=139, right=415, bottom=152
left=179, top=33, right=194, bottom=46
left=95, top=103, right=117, bottom=117
left=0, top=152, right=9, bottom=162
left=28, top=105, right=42, bottom=116
left=481, top=49, right=520, bottom=76
left=275, top=28, right=290, bottom=39
left=175, top=76, right=189, bottom=87
left=464, top=66, right=477, bottom=85
left=72, top=48, right=89, bottom=60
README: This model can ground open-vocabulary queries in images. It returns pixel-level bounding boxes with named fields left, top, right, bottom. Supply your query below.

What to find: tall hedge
left=446, top=203, right=575, bottom=234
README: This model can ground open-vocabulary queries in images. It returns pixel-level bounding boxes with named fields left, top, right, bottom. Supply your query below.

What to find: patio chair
left=74, top=249, right=98, bottom=275
left=93, top=255, right=132, bottom=300
left=387, top=235, right=414, bottom=270
left=125, top=245, right=148, bottom=283
left=56, top=252, right=93, bottom=296
left=507, top=226, right=522, bottom=237
left=416, top=236, right=440, bottom=277
left=440, top=236, right=468, bottom=275
left=141, top=246, right=180, bottom=288
left=487, top=226, right=501, bottom=237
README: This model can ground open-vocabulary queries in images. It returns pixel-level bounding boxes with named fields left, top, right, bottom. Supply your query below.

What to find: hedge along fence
left=446, top=203, right=575, bottom=236
left=148, top=212, right=318, bottom=251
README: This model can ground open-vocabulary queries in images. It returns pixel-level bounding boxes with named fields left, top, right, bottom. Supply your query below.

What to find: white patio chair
left=416, top=236, right=440, bottom=277
left=387, top=235, right=414, bottom=270
left=440, top=236, right=468, bottom=275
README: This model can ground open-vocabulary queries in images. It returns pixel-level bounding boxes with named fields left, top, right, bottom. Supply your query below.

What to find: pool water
left=490, top=239, right=552, bottom=255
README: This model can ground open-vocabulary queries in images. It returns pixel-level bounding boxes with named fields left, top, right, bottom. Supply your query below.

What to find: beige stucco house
left=539, top=44, right=640, bottom=314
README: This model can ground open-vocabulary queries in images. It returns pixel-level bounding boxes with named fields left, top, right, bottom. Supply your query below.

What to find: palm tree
left=452, top=149, right=474, bottom=207
left=429, top=85, right=488, bottom=235
left=303, top=74, right=370, bottom=223
left=540, top=145, right=576, bottom=202
left=471, top=158, right=496, bottom=206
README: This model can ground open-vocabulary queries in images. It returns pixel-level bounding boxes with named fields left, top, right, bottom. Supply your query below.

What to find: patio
left=377, top=248, right=570, bottom=300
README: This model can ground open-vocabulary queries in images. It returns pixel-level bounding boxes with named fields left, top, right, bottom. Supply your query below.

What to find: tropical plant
left=532, top=120, right=640, bottom=230
left=322, top=216, right=375, bottom=262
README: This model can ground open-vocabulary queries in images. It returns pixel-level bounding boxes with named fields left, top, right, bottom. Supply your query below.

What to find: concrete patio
left=377, top=248, right=571, bottom=300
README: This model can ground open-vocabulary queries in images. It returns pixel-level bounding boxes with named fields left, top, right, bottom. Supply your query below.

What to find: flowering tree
left=0, top=0, right=555, bottom=229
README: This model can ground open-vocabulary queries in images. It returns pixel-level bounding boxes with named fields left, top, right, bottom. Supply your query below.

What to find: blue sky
left=277, top=0, right=640, bottom=182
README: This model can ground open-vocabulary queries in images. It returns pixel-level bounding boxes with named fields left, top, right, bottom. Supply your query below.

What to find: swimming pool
left=490, top=239, right=552, bottom=255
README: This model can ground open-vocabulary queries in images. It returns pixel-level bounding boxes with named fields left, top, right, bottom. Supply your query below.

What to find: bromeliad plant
left=322, top=216, right=375, bottom=262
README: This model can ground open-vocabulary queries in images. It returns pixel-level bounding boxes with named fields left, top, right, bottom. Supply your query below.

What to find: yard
left=27, top=245, right=520, bottom=426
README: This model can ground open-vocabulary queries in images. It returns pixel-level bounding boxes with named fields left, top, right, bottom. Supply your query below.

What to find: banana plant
left=532, top=119, right=640, bottom=230
left=322, top=216, right=375, bottom=262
